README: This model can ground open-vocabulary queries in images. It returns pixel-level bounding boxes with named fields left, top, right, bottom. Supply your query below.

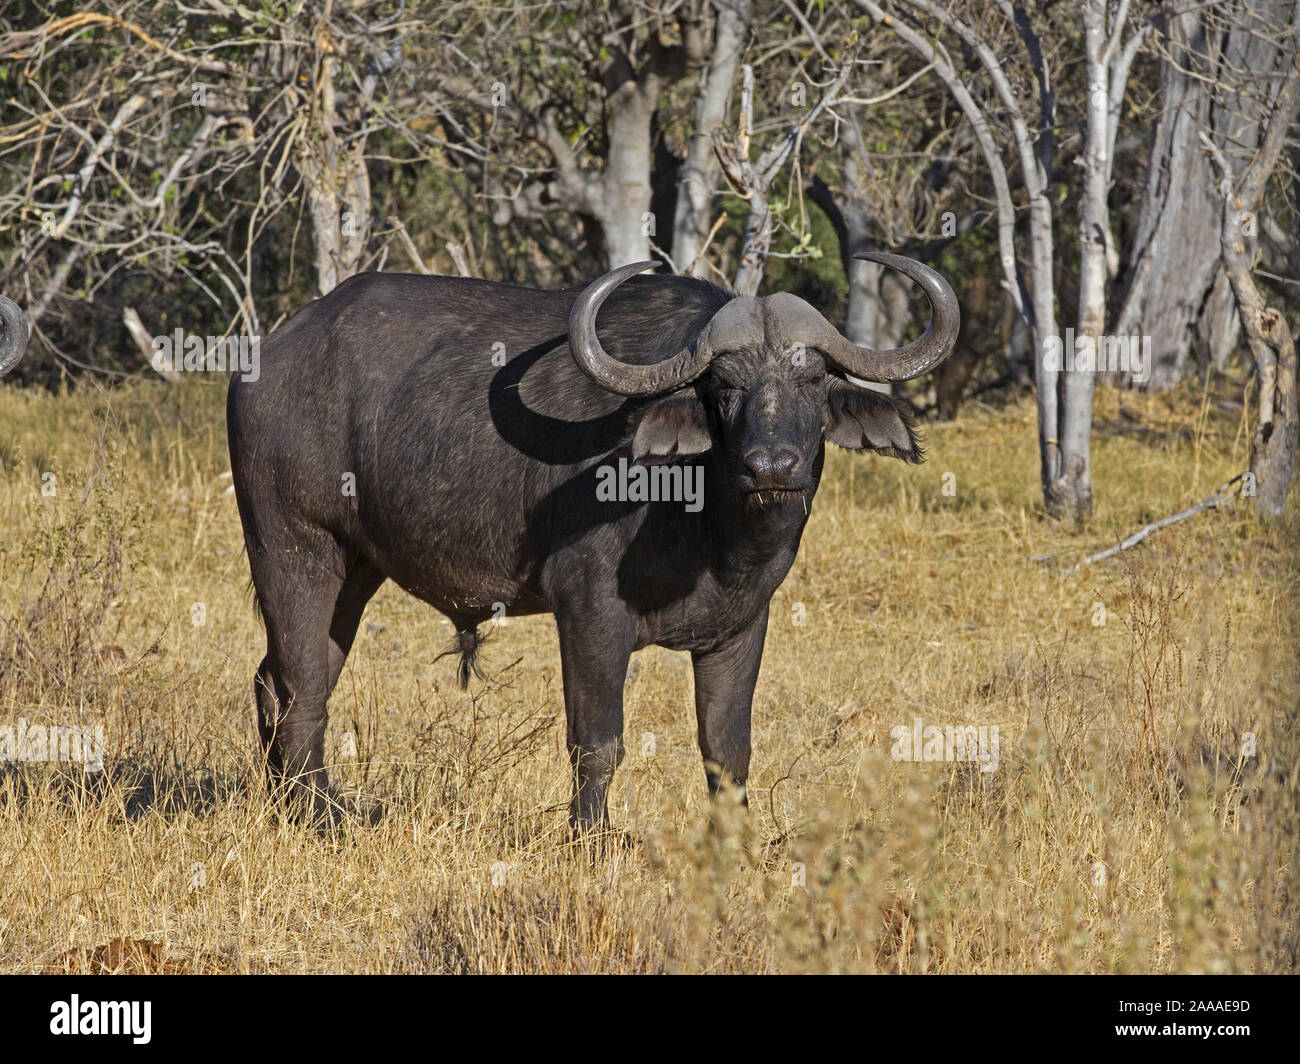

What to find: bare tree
left=429, top=2, right=708, bottom=269
left=295, top=0, right=374, bottom=295
left=713, top=63, right=850, bottom=294
left=1116, top=0, right=1295, bottom=389
left=1202, top=44, right=1300, bottom=518
left=855, top=1, right=1064, bottom=511
left=792, top=8, right=977, bottom=391
left=672, top=0, right=753, bottom=275
left=809, top=61, right=967, bottom=354
left=0, top=0, right=425, bottom=371
left=857, top=0, right=1149, bottom=522
left=1069, top=0, right=1150, bottom=518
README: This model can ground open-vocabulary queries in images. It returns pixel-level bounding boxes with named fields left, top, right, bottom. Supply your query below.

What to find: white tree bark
left=433, top=10, right=704, bottom=271
left=297, top=9, right=372, bottom=295
left=858, top=0, right=1066, bottom=508
left=863, top=0, right=1145, bottom=522
left=672, top=0, right=752, bottom=276
left=837, top=117, right=909, bottom=353
left=1060, top=0, right=1113, bottom=521
left=603, top=79, right=657, bottom=267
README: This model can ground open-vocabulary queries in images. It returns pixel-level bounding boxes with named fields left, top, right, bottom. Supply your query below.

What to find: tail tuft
left=437, top=625, right=488, bottom=689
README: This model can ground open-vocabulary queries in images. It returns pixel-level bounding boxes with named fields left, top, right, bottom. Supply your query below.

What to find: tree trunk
left=1114, top=9, right=1220, bottom=389
left=1055, top=0, right=1109, bottom=522
left=1250, top=310, right=1298, bottom=518
left=1204, top=49, right=1300, bottom=520
left=1116, top=0, right=1289, bottom=389
left=672, top=0, right=751, bottom=275
left=1201, top=270, right=1242, bottom=372
left=805, top=132, right=906, bottom=396
left=602, top=78, right=657, bottom=267
left=298, top=40, right=371, bottom=296
left=837, top=118, right=910, bottom=354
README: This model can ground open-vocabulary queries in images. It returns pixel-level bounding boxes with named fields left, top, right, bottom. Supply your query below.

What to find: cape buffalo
left=227, top=253, right=959, bottom=831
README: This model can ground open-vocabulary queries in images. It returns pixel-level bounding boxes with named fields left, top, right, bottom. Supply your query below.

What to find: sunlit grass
left=0, top=376, right=1294, bottom=973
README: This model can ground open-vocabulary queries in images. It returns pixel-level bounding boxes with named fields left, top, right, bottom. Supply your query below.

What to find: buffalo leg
left=555, top=610, right=634, bottom=834
left=248, top=541, right=346, bottom=824
left=691, top=606, right=768, bottom=805
left=326, top=558, right=386, bottom=695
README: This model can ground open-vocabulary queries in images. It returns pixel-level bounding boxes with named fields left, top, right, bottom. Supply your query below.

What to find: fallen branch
left=1034, top=473, right=1246, bottom=574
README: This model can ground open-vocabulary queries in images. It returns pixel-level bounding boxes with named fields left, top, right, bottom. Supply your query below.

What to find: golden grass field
left=0, top=375, right=1295, bottom=973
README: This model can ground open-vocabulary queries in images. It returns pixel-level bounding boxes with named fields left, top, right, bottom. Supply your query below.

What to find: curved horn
left=0, top=295, right=30, bottom=378
left=815, top=253, right=959, bottom=382
left=568, top=260, right=717, bottom=397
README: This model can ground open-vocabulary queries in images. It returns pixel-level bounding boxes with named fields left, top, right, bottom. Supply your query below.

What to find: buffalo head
left=568, top=253, right=960, bottom=502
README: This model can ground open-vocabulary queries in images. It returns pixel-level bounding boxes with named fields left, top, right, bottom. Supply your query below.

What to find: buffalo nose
left=743, top=446, right=799, bottom=484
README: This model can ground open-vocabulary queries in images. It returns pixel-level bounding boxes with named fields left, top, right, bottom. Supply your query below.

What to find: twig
left=387, top=215, right=432, bottom=274
left=445, top=240, right=470, bottom=277
left=839, top=63, right=935, bottom=106
left=646, top=235, right=680, bottom=275
left=683, top=212, right=728, bottom=278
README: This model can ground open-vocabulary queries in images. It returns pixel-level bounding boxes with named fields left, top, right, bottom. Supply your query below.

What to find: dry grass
left=0, top=377, right=1295, bottom=973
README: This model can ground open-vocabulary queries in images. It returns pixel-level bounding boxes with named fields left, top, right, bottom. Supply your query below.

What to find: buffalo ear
left=823, top=379, right=923, bottom=462
left=631, top=393, right=712, bottom=464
